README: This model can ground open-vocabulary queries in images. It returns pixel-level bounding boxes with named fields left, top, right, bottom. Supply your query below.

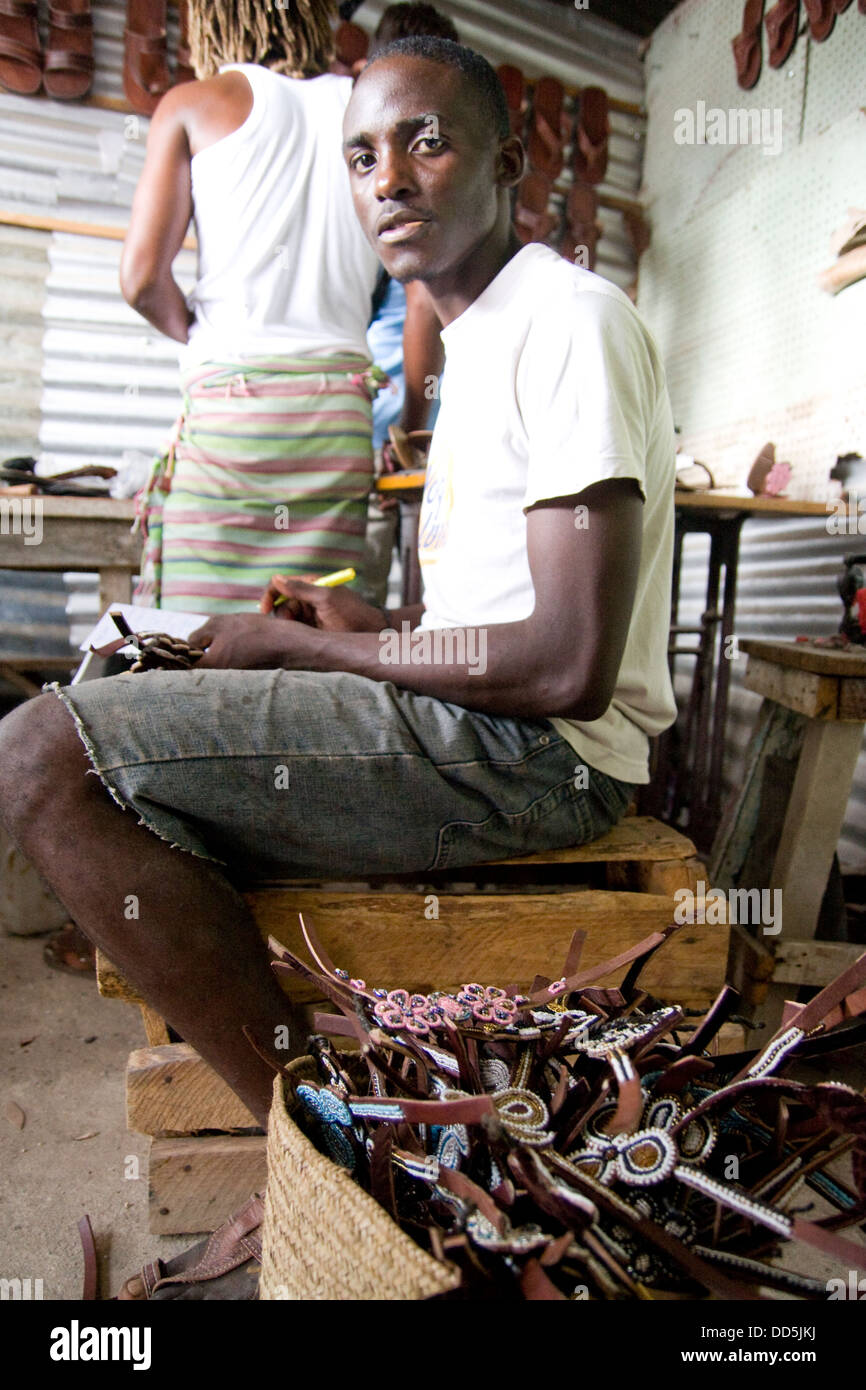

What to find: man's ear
left=496, top=134, right=525, bottom=189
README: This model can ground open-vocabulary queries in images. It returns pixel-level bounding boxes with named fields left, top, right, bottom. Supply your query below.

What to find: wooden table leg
left=770, top=719, right=864, bottom=938
left=98, top=566, right=134, bottom=614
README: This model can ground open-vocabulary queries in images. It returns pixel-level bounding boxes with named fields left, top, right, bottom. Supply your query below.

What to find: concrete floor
left=0, top=930, right=188, bottom=1301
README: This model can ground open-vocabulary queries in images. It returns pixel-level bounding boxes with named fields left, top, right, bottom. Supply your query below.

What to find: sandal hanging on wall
left=497, top=64, right=526, bottom=137
left=124, top=0, right=171, bottom=115
left=765, top=0, right=800, bottom=67
left=732, top=0, right=765, bottom=89
left=527, top=76, right=565, bottom=180
left=173, top=0, right=194, bottom=85
left=43, top=0, right=94, bottom=101
left=514, top=170, right=557, bottom=246
left=0, top=0, right=42, bottom=95
left=559, top=182, right=600, bottom=270
left=804, top=0, right=836, bottom=37
left=333, top=21, right=367, bottom=76
left=572, top=86, right=609, bottom=185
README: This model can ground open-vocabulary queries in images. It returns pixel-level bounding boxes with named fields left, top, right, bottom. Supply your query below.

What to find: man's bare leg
left=0, top=693, right=296, bottom=1128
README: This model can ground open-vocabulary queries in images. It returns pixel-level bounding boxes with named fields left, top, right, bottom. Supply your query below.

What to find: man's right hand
left=260, top=576, right=388, bottom=633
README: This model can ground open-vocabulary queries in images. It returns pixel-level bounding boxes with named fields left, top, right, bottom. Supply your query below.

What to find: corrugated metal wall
left=642, top=0, right=866, bottom=870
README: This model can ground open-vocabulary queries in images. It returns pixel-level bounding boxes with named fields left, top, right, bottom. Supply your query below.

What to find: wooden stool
left=97, top=817, right=732, bottom=1234
left=713, top=639, right=866, bottom=1037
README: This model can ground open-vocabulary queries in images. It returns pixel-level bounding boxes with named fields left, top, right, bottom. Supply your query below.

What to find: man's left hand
left=190, top=614, right=320, bottom=670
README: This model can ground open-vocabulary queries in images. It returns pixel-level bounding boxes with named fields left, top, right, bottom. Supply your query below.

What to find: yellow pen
left=272, top=567, right=356, bottom=608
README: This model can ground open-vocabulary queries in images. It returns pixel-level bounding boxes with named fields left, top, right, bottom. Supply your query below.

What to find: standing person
left=121, top=0, right=381, bottom=612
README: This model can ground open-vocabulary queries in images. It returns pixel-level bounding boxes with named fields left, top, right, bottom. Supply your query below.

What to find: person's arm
left=193, top=476, right=642, bottom=721
left=399, top=280, right=444, bottom=433
left=119, top=86, right=195, bottom=343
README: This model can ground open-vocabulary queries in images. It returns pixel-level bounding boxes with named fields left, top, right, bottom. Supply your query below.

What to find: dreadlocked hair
left=188, top=0, right=337, bottom=81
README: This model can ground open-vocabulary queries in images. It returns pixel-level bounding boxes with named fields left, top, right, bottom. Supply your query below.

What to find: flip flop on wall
left=124, top=0, right=171, bottom=115
left=732, top=0, right=765, bottom=89
left=43, top=0, right=94, bottom=101
left=497, top=64, right=526, bottom=138
left=804, top=0, right=837, bottom=37
left=527, top=76, right=565, bottom=180
left=572, top=86, right=609, bottom=185
left=0, top=0, right=43, bottom=95
left=765, top=0, right=800, bottom=68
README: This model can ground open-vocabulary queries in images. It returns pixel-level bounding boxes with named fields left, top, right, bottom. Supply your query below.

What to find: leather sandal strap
left=44, top=49, right=93, bottom=73
left=78, top=1215, right=99, bottom=1301
left=48, top=8, right=92, bottom=29
left=150, top=1194, right=264, bottom=1292
left=125, top=28, right=167, bottom=53
left=0, top=34, right=40, bottom=64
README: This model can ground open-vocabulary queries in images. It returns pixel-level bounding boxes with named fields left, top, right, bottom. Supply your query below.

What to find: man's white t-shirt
left=417, top=243, right=677, bottom=786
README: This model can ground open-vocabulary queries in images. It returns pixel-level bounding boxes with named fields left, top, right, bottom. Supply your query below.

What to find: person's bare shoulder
left=153, top=70, right=254, bottom=155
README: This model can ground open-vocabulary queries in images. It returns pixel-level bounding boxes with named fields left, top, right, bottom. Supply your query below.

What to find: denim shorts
left=51, top=669, right=634, bottom=880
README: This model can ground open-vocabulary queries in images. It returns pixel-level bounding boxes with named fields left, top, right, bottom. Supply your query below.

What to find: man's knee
left=0, top=693, right=89, bottom=837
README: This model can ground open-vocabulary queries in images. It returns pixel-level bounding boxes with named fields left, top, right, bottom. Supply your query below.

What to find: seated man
left=0, top=39, right=676, bottom=1142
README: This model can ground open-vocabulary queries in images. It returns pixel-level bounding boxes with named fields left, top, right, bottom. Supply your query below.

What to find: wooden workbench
left=0, top=496, right=140, bottom=613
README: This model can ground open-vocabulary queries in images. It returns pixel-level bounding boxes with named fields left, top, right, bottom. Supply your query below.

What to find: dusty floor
left=0, top=930, right=189, bottom=1301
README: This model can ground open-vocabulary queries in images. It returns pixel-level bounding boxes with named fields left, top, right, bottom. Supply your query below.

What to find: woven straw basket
left=259, top=1062, right=461, bottom=1301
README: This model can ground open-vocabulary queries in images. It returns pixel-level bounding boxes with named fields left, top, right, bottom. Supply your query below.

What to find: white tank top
left=182, top=65, right=380, bottom=369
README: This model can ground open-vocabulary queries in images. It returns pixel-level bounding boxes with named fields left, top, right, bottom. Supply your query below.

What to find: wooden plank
left=740, top=639, right=866, bottom=678
left=771, top=720, right=864, bottom=937
left=0, top=208, right=197, bottom=251
left=249, top=889, right=728, bottom=1011
left=772, top=938, right=864, bottom=987
left=476, top=817, right=697, bottom=867
left=25, top=498, right=138, bottom=521
left=98, top=565, right=134, bottom=613
left=98, top=889, right=729, bottom=1013
left=139, top=1005, right=170, bottom=1048
left=127, top=1044, right=258, bottom=1135
left=3, top=516, right=142, bottom=573
left=674, top=493, right=831, bottom=517
left=744, top=655, right=838, bottom=719
left=96, top=948, right=141, bottom=1001
left=837, top=679, right=866, bottom=721
left=608, top=855, right=705, bottom=894
left=726, top=923, right=776, bottom=1008
left=148, top=1135, right=267, bottom=1235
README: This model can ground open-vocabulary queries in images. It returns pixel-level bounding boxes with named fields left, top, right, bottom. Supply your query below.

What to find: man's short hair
left=372, top=3, right=459, bottom=54
left=364, top=36, right=510, bottom=142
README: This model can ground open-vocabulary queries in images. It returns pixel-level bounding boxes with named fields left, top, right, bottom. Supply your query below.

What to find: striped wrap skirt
left=135, top=354, right=385, bottom=613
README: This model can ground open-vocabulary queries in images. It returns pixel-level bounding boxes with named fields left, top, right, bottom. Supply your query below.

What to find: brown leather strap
left=0, top=0, right=37, bottom=16
left=150, top=1194, right=263, bottom=1293
left=0, top=34, right=39, bottom=63
left=48, top=8, right=93, bottom=28
left=78, top=1215, right=98, bottom=1301
left=44, top=50, right=93, bottom=73
left=125, top=28, right=167, bottom=53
